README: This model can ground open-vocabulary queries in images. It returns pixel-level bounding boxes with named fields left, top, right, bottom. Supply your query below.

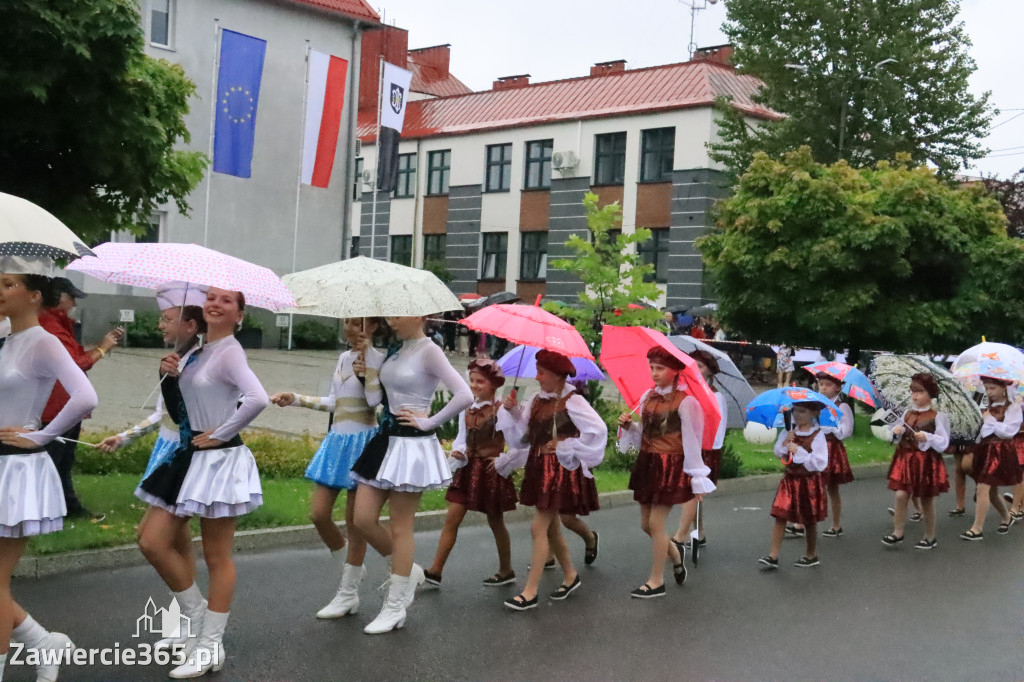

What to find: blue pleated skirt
left=306, top=428, right=378, bottom=491
left=141, top=436, right=180, bottom=484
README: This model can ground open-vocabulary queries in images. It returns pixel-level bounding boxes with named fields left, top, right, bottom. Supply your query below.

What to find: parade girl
left=618, top=347, right=712, bottom=597
left=814, top=372, right=855, bottom=537
left=349, top=315, right=472, bottom=634
left=424, top=358, right=517, bottom=587
left=961, top=377, right=1021, bottom=540
left=496, top=349, right=607, bottom=611
left=759, top=402, right=828, bottom=569
left=0, top=259, right=98, bottom=682
left=882, top=373, right=948, bottom=550
left=672, top=349, right=726, bottom=552
left=270, top=317, right=385, bottom=618
left=98, top=283, right=206, bottom=588
left=136, top=287, right=269, bottom=678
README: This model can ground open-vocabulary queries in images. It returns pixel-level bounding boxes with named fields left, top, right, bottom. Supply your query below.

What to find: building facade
left=74, top=0, right=378, bottom=340
left=353, top=44, right=776, bottom=309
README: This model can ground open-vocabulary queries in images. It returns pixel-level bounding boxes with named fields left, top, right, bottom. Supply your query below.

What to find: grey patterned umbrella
left=669, top=335, right=755, bottom=429
left=868, top=354, right=982, bottom=444
left=0, top=193, right=94, bottom=261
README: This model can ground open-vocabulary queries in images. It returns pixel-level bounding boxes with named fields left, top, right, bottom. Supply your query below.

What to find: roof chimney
left=692, top=44, right=734, bottom=65
left=590, top=60, right=627, bottom=77
left=493, top=74, right=531, bottom=91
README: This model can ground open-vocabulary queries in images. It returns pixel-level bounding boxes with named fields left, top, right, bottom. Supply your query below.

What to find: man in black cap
left=39, top=278, right=123, bottom=519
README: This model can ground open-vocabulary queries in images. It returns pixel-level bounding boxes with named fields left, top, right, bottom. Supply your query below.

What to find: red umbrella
left=461, top=303, right=593, bottom=360
left=600, top=325, right=721, bottom=449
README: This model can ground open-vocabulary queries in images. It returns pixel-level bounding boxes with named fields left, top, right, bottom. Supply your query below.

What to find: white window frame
left=149, top=0, right=176, bottom=50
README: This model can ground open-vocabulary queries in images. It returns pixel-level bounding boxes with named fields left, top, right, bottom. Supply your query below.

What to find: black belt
left=139, top=432, right=244, bottom=506
left=0, top=443, right=40, bottom=456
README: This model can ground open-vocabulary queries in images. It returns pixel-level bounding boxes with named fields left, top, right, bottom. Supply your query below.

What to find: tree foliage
left=710, top=0, right=993, bottom=180
left=981, top=170, right=1024, bottom=239
left=548, top=193, right=664, bottom=348
left=698, top=148, right=1019, bottom=356
left=0, top=0, right=207, bottom=243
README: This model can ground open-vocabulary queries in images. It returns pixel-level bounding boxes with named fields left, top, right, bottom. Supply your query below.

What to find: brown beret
left=910, top=372, right=940, bottom=399
left=815, top=371, right=843, bottom=387
left=646, top=346, right=686, bottom=371
left=689, top=349, right=720, bottom=375
left=535, top=349, right=576, bottom=378
left=468, top=358, right=505, bottom=387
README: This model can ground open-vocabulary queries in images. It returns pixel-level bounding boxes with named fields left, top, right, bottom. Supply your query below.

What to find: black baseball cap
left=52, top=277, right=87, bottom=299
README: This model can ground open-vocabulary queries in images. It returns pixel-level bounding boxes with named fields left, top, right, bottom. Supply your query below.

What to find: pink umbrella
left=461, top=303, right=593, bottom=360
left=600, top=325, right=721, bottom=449
left=67, top=242, right=295, bottom=311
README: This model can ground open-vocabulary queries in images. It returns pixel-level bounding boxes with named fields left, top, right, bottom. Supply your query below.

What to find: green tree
left=698, top=148, right=1019, bottom=358
left=710, top=0, right=993, bottom=179
left=982, top=170, right=1024, bottom=238
left=548, top=193, right=664, bottom=348
left=0, top=0, right=207, bottom=243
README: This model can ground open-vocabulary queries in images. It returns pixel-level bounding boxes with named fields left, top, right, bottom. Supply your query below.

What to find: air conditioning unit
left=360, top=168, right=374, bottom=186
left=551, top=150, right=578, bottom=170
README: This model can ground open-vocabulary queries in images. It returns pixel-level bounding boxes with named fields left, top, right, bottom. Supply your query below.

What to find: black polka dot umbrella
left=0, top=193, right=95, bottom=262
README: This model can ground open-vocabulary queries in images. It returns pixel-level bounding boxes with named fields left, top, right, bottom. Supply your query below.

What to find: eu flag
left=213, top=30, right=266, bottom=178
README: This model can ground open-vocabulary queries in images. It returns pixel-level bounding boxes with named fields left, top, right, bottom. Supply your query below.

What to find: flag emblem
left=390, top=83, right=404, bottom=114
left=221, top=86, right=255, bottom=124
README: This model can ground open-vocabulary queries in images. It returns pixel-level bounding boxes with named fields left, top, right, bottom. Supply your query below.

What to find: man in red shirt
left=39, top=278, right=122, bottom=518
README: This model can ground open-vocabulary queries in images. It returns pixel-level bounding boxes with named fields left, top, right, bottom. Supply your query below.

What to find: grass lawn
left=27, top=469, right=635, bottom=556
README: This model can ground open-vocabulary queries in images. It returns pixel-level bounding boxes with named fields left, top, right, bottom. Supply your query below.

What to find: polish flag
left=301, top=51, right=349, bottom=188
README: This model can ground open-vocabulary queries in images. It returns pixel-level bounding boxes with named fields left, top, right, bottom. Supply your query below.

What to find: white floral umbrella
left=283, top=256, right=461, bottom=318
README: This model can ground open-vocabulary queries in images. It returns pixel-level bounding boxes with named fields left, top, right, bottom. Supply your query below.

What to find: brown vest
left=464, top=402, right=504, bottom=459
left=527, top=394, right=580, bottom=450
left=640, top=388, right=686, bottom=455
left=787, top=429, right=821, bottom=477
left=901, top=409, right=937, bottom=448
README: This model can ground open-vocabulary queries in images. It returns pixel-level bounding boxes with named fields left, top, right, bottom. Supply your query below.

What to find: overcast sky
left=375, top=0, right=1022, bottom=178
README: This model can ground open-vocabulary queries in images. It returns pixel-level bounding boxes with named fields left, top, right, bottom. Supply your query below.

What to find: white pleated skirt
left=352, top=435, right=452, bottom=493
left=0, top=452, right=66, bottom=537
left=135, top=444, right=263, bottom=518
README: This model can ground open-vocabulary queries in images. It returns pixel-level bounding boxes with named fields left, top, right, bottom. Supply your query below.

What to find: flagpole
left=288, top=40, right=312, bottom=351
left=202, top=19, right=222, bottom=248
left=369, top=55, right=384, bottom=261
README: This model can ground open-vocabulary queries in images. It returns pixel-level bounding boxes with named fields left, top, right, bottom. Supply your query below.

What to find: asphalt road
left=7, top=476, right=1023, bottom=681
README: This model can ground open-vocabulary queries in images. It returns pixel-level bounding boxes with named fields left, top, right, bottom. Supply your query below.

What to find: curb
left=14, top=463, right=891, bottom=580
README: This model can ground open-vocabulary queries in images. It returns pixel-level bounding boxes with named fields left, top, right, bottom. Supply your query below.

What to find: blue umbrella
left=803, top=361, right=880, bottom=408
left=497, top=345, right=605, bottom=382
left=745, top=387, right=841, bottom=429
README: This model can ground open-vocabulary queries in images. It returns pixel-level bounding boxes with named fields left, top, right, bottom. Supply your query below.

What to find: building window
left=424, top=234, right=446, bottom=264
left=637, top=228, right=669, bottom=283
left=394, top=153, right=416, bottom=199
left=520, top=232, right=548, bottom=281
left=427, top=150, right=451, bottom=195
left=139, top=213, right=163, bottom=243
left=524, top=139, right=553, bottom=189
left=484, top=143, right=513, bottom=192
left=150, top=0, right=174, bottom=48
left=391, top=235, right=412, bottom=266
left=640, top=127, right=675, bottom=182
left=354, top=158, right=364, bottom=201
left=594, top=132, right=627, bottom=185
left=350, top=236, right=360, bottom=258
left=480, top=233, right=507, bottom=280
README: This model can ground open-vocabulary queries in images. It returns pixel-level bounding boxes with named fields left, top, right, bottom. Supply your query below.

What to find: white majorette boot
left=316, top=562, right=366, bottom=618
left=168, top=609, right=228, bottom=679
left=155, top=583, right=206, bottom=657
left=363, top=575, right=409, bottom=634
left=11, top=614, right=74, bottom=682
left=404, top=563, right=426, bottom=608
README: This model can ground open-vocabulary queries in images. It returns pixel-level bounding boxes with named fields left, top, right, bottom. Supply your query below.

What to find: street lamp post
left=679, top=0, right=719, bottom=60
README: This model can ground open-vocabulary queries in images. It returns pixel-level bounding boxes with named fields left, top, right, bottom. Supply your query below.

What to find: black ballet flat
left=947, top=508, right=965, bottom=517
left=549, top=575, right=581, bottom=601
left=584, top=531, right=600, bottom=566
left=423, top=570, right=442, bottom=587
left=959, top=529, right=984, bottom=541
left=504, top=593, right=537, bottom=611
left=673, top=562, right=687, bottom=585
left=757, top=556, right=779, bottom=570
left=881, top=534, right=904, bottom=546
left=630, top=583, right=666, bottom=599
left=908, top=512, right=923, bottom=523
left=483, top=572, right=516, bottom=586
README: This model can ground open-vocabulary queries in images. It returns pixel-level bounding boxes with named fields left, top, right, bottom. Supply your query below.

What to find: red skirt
left=1014, top=435, right=1024, bottom=469
left=822, top=435, right=854, bottom=486
left=629, top=451, right=694, bottom=506
left=519, top=450, right=600, bottom=515
left=887, top=445, right=949, bottom=498
left=973, top=439, right=1024, bottom=488
left=445, top=457, right=517, bottom=515
left=702, top=448, right=722, bottom=484
left=771, top=470, right=827, bottom=525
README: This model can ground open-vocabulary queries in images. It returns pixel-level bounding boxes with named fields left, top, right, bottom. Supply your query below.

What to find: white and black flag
left=377, top=62, right=413, bottom=193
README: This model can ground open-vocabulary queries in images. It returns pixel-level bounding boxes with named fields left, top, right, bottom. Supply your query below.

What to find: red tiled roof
left=358, top=60, right=777, bottom=142
left=285, top=0, right=380, bottom=23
